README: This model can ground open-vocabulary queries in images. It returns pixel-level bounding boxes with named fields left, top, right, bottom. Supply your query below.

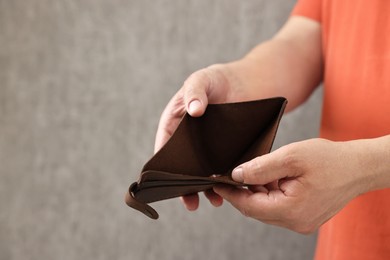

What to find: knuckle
left=184, top=69, right=209, bottom=89
left=242, top=159, right=262, bottom=183
left=280, top=146, right=303, bottom=173
left=282, top=152, right=297, bottom=169
left=182, top=73, right=210, bottom=104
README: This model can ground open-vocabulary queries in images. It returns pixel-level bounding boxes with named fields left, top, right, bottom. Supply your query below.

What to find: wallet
left=125, top=97, right=287, bottom=219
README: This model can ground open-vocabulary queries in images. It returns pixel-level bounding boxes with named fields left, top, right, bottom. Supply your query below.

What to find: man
left=154, top=0, right=390, bottom=259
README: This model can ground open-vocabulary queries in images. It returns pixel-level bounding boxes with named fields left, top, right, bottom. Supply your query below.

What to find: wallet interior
left=126, top=97, right=287, bottom=219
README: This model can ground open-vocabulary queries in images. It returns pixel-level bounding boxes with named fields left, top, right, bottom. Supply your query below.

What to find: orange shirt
left=292, top=0, right=390, bottom=259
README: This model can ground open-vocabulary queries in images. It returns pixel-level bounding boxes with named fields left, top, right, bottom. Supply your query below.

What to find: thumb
left=183, top=69, right=211, bottom=117
left=187, top=99, right=205, bottom=117
left=232, top=152, right=299, bottom=185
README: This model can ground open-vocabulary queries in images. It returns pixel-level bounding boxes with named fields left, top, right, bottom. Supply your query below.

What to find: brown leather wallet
left=126, top=97, right=287, bottom=219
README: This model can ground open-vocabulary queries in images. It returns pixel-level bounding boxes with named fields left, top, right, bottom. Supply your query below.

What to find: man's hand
left=154, top=65, right=234, bottom=153
left=154, top=64, right=237, bottom=210
left=214, top=138, right=376, bottom=234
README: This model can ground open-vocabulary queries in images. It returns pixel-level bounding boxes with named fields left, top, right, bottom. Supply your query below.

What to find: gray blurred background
left=0, top=0, right=322, bottom=259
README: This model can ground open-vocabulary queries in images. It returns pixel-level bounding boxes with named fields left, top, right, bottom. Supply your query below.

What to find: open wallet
left=125, top=97, right=287, bottom=219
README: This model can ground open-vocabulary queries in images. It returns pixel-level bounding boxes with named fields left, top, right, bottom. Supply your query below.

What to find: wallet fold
left=126, top=97, right=287, bottom=219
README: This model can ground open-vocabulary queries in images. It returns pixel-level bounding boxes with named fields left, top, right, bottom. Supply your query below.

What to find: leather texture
left=126, top=97, right=287, bottom=219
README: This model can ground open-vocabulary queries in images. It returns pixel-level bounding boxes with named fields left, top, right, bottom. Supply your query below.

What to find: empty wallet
left=125, top=97, right=287, bottom=219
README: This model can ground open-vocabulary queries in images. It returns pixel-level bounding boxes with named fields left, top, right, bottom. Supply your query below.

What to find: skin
left=154, top=16, right=390, bottom=234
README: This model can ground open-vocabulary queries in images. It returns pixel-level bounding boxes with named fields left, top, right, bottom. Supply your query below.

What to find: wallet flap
left=142, top=97, right=287, bottom=177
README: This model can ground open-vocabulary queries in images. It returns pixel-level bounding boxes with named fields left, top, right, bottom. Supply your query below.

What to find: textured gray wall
left=0, top=1, right=322, bottom=259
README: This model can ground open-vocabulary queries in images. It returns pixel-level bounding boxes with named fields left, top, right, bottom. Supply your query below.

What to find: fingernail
left=232, top=167, right=243, bottom=182
left=188, top=100, right=201, bottom=115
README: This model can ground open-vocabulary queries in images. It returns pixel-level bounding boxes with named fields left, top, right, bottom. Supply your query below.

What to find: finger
left=232, top=149, right=300, bottom=185
left=213, top=185, right=254, bottom=216
left=180, top=194, right=199, bottom=211
left=154, top=92, right=186, bottom=153
left=214, top=185, right=286, bottom=220
left=182, top=69, right=211, bottom=117
left=265, top=180, right=280, bottom=191
left=204, top=189, right=223, bottom=207
left=248, top=185, right=269, bottom=193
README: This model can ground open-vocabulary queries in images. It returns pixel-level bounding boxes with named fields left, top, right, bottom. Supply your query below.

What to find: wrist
left=350, top=136, right=390, bottom=194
